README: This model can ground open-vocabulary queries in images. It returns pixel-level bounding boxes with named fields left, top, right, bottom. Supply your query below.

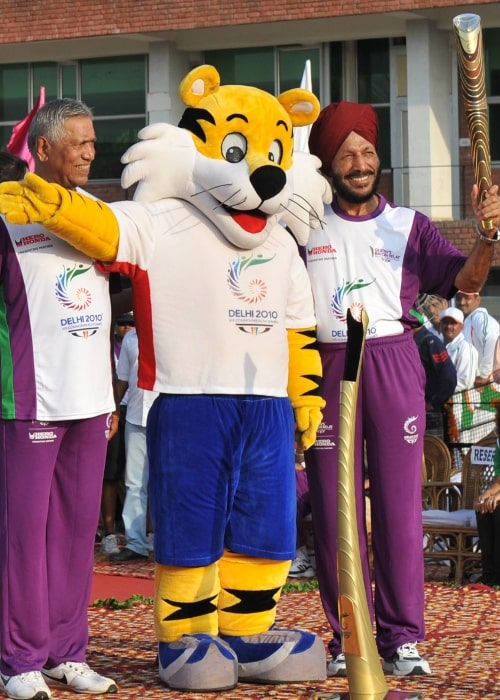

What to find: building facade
left=0, top=0, right=500, bottom=273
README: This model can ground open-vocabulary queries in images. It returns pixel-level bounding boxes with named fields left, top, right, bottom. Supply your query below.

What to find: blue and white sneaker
left=158, top=634, right=238, bottom=691
left=220, top=628, right=326, bottom=683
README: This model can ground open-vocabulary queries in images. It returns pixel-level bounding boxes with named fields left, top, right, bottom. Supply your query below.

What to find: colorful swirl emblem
left=227, top=252, right=275, bottom=303
left=55, top=263, right=93, bottom=310
left=331, top=278, right=375, bottom=322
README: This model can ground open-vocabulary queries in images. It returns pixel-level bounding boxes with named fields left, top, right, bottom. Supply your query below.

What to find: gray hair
left=28, top=98, right=93, bottom=155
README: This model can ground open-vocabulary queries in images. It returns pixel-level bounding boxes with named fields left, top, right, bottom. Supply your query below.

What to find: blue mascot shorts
left=147, top=394, right=296, bottom=566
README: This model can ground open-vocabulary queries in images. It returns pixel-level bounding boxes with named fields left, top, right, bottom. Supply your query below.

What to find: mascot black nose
left=250, top=165, right=286, bottom=201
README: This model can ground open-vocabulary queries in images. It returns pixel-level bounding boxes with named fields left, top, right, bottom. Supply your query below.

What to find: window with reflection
left=0, top=56, right=146, bottom=179
left=357, top=38, right=390, bottom=170
left=205, top=48, right=275, bottom=94
left=277, top=48, right=320, bottom=96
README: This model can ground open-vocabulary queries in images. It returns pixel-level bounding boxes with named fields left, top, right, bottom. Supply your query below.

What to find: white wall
left=147, top=43, right=199, bottom=126
left=406, top=20, right=454, bottom=219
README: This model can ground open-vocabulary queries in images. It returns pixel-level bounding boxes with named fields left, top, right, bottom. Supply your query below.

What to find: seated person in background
left=440, top=307, right=478, bottom=392
left=475, top=407, right=500, bottom=587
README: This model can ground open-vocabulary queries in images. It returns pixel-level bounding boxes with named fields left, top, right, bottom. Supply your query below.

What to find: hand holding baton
left=453, top=13, right=495, bottom=231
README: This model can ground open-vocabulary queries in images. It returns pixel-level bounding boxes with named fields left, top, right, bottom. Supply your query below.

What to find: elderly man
left=304, top=100, right=500, bottom=679
left=0, top=100, right=117, bottom=700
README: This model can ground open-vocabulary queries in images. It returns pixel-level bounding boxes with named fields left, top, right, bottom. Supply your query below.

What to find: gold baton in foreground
left=453, top=13, right=495, bottom=231
left=323, top=308, right=420, bottom=700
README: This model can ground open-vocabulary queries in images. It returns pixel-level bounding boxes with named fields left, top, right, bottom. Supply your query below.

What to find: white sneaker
left=42, top=662, right=117, bottom=694
left=288, top=546, right=315, bottom=578
left=307, top=548, right=316, bottom=570
left=0, top=671, right=51, bottom=699
left=382, top=642, right=431, bottom=676
left=327, top=653, right=347, bottom=677
left=100, top=534, right=120, bottom=555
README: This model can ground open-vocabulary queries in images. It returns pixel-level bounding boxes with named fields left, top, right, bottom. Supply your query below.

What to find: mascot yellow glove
left=287, top=327, right=325, bottom=451
left=0, top=173, right=119, bottom=261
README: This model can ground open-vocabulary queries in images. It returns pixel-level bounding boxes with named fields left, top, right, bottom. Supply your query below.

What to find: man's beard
left=330, top=164, right=381, bottom=204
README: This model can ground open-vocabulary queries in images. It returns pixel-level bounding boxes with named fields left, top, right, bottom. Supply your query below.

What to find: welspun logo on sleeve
left=227, top=252, right=278, bottom=334
left=55, top=263, right=102, bottom=338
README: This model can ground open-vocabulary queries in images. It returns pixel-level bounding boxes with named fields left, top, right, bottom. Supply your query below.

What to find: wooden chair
left=422, top=434, right=452, bottom=482
left=422, top=432, right=496, bottom=583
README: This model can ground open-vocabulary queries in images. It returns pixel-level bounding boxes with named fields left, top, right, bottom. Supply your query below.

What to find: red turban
left=308, top=101, right=379, bottom=174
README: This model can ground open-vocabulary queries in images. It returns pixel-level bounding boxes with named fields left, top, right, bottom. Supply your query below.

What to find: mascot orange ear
left=278, top=89, right=320, bottom=127
left=180, top=64, right=221, bottom=107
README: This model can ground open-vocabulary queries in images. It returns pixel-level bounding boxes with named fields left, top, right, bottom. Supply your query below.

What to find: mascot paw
left=220, top=628, right=326, bottom=683
left=120, top=123, right=196, bottom=203
left=158, top=634, right=238, bottom=691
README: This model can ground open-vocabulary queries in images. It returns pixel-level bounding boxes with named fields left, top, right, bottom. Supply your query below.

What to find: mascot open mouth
left=223, top=205, right=268, bottom=234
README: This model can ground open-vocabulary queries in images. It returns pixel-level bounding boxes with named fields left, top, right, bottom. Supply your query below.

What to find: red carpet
left=90, top=552, right=454, bottom=604
left=89, top=554, right=500, bottom=699
left=86, top=583, right=500, bottom=700
left=91, top=572, right=154, bottom=602
left=91, top=548, right=155, bottom=602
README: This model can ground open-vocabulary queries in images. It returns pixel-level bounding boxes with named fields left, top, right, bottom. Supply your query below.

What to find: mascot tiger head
left=121, top=64, right=331, bottom=249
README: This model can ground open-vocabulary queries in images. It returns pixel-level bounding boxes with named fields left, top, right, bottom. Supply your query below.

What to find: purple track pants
left=0, top=415, right=109, bottom=675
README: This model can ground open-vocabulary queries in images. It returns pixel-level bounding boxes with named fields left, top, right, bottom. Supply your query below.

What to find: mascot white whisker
left=0, top=64, right=331, bottom=692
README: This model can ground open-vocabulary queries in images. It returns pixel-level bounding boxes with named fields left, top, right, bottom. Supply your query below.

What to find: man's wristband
left=476, top=224, right=500, bottom=243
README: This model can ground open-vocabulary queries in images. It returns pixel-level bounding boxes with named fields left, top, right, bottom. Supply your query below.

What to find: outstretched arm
left=0, top=173, right=119, bottom=261
left=454, top=184, right=500, bottom=293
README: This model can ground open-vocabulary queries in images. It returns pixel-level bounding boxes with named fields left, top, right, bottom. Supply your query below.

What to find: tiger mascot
left=0, top=65, right=331, bottom=692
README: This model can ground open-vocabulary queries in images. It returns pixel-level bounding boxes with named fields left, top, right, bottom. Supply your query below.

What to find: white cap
left=440, top=307, right=464, bottom=324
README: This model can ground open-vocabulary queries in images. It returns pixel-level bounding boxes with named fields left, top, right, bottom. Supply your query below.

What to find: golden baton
left=453, top=13, right=495, bottom=231
left=321, top=308, right=420, bottom=700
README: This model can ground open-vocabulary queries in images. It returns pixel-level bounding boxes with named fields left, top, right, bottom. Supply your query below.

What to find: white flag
left=294, top=60, right=312, bottom=153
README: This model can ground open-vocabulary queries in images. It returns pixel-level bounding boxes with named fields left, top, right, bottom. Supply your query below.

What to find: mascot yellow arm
left=0, top=173, right=119, bottom=261
left=287, top=327, right=325, bottom=451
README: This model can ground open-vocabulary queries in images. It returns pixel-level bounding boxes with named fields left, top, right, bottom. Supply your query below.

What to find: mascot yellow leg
left=218, top=550, right=326, bottom=683
left=155, top=563, right=237, bottom=692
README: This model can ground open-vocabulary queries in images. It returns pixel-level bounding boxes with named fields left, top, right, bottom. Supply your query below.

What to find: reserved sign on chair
left=470, top=445, right=495, bottom=465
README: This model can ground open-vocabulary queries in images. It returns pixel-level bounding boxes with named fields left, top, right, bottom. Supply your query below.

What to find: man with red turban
left=304, top=100, right=500, bottom=677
